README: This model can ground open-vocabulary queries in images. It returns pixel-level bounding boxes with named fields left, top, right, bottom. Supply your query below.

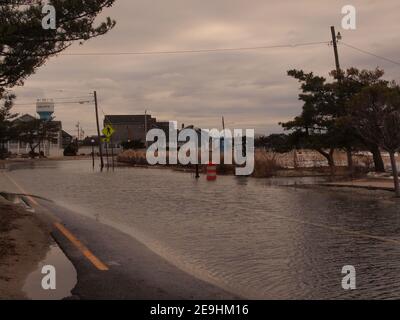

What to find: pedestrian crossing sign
left=102, top=125, right=115, bottom=138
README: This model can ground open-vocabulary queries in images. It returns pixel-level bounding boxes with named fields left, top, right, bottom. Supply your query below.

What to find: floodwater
left=22, top=245, right=77, bottom=300
left=2, top=160, right=400, bottom=299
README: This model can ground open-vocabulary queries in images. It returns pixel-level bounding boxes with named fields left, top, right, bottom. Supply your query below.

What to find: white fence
left=6, top=141, right=63, bottom=158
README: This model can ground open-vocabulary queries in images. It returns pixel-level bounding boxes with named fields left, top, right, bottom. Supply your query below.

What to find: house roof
left=13, top=114, right=36, bottom=123
left=104, top=115, right=154, bottom=124
left=12, top=114, right=62, bottom=129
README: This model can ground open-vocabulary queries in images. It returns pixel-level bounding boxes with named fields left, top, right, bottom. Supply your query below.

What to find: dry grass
left=117, top=148, right=399, bottom=177
left=117, top=149, right=283, bottom=177
left=253, top=150, right=282, bottom=177
left=117, top=149, right=148, bottom=165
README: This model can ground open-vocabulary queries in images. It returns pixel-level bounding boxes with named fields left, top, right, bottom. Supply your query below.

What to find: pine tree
left=0, top=0, right=116, bottom=88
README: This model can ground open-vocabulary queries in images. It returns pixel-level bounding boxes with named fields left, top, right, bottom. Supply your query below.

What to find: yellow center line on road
left=2, top=171, right=109, bottom=271
left=54, top=222, right=109, bottom=271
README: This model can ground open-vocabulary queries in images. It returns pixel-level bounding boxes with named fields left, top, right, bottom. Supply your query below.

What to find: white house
left=7, top=114, right=66, bottom=158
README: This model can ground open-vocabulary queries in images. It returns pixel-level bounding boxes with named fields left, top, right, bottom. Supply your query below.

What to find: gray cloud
left=12, top=0, right=400, bottom=136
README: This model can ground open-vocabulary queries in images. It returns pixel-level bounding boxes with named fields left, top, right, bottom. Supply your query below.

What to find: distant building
left=13, top=113, right=36, bottom=124
left=103, top=114, right=170, bottom=146
left=178, top=125, right=205, bottom=149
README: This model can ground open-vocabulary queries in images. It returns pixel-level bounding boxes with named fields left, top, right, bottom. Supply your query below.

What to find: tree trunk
left=370, top=145, right=385, bottom=172
left=29, top=142, right=38, bottom=158
left=317, top=148, right=335, bottom=175
left=389, top=152, right=400, bottom=197
left=328, top=149, right=335, bottom=176
left=346, top=148, right=353, bottom=172
left=293, top=149, right=299, bottom=169
left=327, top=152, right=335, bottom=168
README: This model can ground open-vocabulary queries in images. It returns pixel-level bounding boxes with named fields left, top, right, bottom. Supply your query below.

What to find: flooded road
left=2, top=160, right=400, bottom=299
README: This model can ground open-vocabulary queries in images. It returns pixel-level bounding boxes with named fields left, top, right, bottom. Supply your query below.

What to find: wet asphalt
left=35, top=199, right=239, bottom=300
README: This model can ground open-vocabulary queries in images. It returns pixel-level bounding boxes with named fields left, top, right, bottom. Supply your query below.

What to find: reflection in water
left=5, top=160, right=400, bottom=299
left=22, top=245, right=77, bottom=300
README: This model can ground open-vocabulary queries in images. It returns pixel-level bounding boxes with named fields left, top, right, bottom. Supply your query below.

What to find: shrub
left=63, top=144, right=78, bottom=156
left=0, top=147, right=10, bottom=160
left=121, top=140, right=145, bottom=150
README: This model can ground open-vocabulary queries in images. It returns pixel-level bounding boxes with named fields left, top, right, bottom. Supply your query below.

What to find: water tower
left=36, top=99, right=55, bottom=120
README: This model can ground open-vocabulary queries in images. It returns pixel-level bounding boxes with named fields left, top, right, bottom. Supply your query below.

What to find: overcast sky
left=12, top=0, right=400, bottom=136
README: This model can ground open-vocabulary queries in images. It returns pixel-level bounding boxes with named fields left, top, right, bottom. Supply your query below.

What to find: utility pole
left=331, top=26, right=353, bottom=173
left=144, top=109, right=148, bottom=148
left=76, top=122, right=80, bottom=141
left=105, top=141, right=110, bottom=170
left=195, top=130, right=200, bottom=179
left=94, top=91, right=104, bottom=171
left=330, top=26, right=342, bottom=81
left=111, top=137, right=115, bottom=171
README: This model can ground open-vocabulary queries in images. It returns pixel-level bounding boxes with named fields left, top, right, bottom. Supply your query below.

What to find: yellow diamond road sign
left=102, top=125, right=115, bottom=138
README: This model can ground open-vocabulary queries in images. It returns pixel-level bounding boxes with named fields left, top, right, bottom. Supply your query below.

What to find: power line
left=51, top=95, right=93, bottom=100
left=56, top=39, right=400, bottom=70
left=341, top=42, right=400, bottom=67
left=13, top=100, right=93, bottom=107
left=60, top=41, right=331, bottom=56
left=13, top=96, right=92, bottom=104
left=55, top=89, right=93, bottom=94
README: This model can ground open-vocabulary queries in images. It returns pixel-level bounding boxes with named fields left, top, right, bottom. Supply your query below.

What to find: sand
left=325, top=178, right=395, bottom=191
left=0, top=198, right=51, bottom=299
